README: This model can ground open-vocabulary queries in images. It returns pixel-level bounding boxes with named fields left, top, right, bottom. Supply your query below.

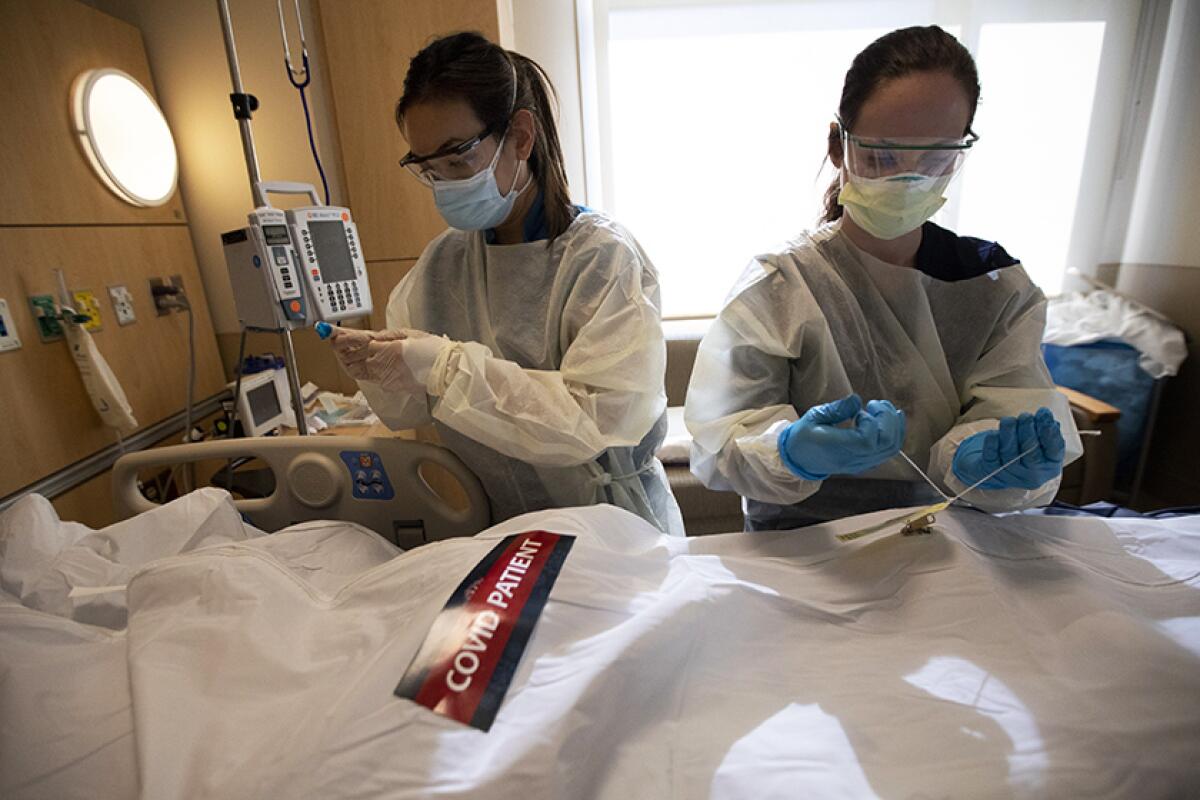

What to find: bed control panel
left=340, top=450, right=395, bottom=501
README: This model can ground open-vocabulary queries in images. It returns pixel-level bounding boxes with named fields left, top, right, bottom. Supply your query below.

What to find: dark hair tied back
left=821, top=25, right=981, bottom=224
left=397, top=32, right=574, bottom=241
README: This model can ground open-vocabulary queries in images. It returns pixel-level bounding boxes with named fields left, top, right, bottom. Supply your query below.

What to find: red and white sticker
left=395, top=530, right=574, bottom=731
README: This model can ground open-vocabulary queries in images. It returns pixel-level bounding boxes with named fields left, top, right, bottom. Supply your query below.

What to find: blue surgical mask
left=432, top=132, right=529, bottom=231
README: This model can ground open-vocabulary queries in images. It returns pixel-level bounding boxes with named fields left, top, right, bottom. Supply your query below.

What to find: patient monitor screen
left=310, top=220, right=356, bottom=283
left=248, top=380, right=283, bottom=426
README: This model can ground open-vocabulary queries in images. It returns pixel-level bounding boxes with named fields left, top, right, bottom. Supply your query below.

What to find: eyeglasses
left=399, top=125, right=500, bottom=186
left=838, top=117, right=978, bottom=179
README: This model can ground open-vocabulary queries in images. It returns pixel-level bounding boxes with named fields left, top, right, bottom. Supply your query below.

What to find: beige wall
left=511, top=0, right=588, bottom=204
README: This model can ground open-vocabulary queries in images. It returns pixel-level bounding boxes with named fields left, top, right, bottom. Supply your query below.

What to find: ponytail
left=509, top=53, right=573, bottom=241
left=820, top=26, right=980, bottom=225
left=397, top=32, right=575, bottom=241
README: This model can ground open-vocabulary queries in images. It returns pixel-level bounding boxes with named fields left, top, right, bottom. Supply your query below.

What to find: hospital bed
left=2, top=488, right=1198, bottom=799
left=110, top=435, right=491, bottom=549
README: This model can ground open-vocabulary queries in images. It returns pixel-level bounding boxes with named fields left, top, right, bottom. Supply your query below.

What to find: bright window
left=955, top=22, right=1106, bottom=291
left=591, top=1, right=1137, bottom=317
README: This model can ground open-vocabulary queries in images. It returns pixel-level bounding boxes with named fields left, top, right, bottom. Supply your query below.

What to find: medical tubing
left=229, top=328, right=248, bottom=441
left=950, top=442, right=1040, bottom=504
left=225, top=328, right=248, bottom=491
left=898, top=449, right=952, bottom=501
left=181, top=297, right=196, bottom=491
left=274, top=0, right=328, bottom=208
left=297, top=82, right=330, bottom=205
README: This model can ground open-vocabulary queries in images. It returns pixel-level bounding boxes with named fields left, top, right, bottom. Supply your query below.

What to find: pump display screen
left=309, top=220, right=356, bottom=283
left=262, top=224, right=291, bottom=246
left=248, top=380, right=283, bottom=426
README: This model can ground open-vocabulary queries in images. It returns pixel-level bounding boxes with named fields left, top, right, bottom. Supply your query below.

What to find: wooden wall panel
left=0, top=0, right=186, bottom=225
left=0, top=225, right=225, bottom=498
left=50, top=470, right=117, bottom=530
left=316, top=0, right=502, bottom=262
left=366, top=259, right=419, bottom=329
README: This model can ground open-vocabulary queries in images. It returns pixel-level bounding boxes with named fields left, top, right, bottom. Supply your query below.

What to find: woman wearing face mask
left=328, top=32, right=682, bottom=535
left=685, top=25, right=1081, bottom=531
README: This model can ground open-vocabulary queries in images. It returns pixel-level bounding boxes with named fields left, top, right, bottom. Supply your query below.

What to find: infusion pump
left=286, top=206, right=370, bottom=321
left=222, top=207, right=308, bottom=330
left=222, top=183, right=372, bottom=331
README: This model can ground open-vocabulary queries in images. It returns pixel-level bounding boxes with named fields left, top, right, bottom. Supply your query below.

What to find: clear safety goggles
left=399, top=123, right=502, bottom=187
left=839, top=119, right=978, bottom=179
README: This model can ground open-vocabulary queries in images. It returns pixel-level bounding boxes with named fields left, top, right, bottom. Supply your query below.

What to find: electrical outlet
left=71, top=289, right=103, bottom=331
left=148, top=277, right=171, bottom=315
left=108, top=284, right=136, bottom=325
left=150, top=275, right=187, bottom=315
left=0, top=298, right=22, bottom=352
left=28, top=295, right=63, bottom=342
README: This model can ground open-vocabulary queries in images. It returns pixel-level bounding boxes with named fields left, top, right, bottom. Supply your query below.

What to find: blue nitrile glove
left=777, top=394, right=907, bottom=481
left=951, top=407, right=1066, bottom=490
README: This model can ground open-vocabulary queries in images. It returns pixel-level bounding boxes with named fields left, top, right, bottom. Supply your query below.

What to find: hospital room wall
left=88, top=0, right=358, bottom=394
left=94, top=0, right=524, bottom=387
left=510, top=0, right=589, bottom=204
left=314, top=0, right=510, bottom=310
left=0, top=1, right=226, bottom=507
left=89, top=0, right=578, bottom=362
left=1107, top=0, right=1200, bottom=506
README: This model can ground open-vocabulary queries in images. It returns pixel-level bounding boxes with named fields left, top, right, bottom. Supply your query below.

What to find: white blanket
left=2, top=488, right=1199, bottom=799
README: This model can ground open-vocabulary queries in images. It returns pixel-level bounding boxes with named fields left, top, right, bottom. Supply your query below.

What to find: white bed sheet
left=2, top=489, right=1199, bottom=799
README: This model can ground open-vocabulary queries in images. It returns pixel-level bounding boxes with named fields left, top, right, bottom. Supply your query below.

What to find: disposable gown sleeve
left=357, top=378, right=434, bottom=431
left=417, top=250, right=667, bottom=468
left=927, top=282, right=1083, bottom=512
left=684, top=263, right=829, bottom=505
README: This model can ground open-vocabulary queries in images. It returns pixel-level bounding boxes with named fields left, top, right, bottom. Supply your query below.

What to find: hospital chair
left=112, top=436, right=491, bottom=549
left=660, top=324, right=1120, bottom=533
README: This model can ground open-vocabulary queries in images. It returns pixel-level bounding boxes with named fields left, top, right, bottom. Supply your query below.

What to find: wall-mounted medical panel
left=0, top=0, right=186, bottom=225
left=0, top=226, right=225, bottom=500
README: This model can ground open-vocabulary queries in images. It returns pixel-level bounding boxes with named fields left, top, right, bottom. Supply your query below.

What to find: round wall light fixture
left=72, top=68, right=178, bottom=207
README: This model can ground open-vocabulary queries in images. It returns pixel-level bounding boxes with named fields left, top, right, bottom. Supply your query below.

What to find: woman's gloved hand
left=951, top=407, right=1065, bottom=490
left=777, top=394, right=906, bottom=481
left=326, top=325, right=399, bottom=381
left=326, top=324, right=451, bottom=394
left=363, top=329, right=450, bottom=394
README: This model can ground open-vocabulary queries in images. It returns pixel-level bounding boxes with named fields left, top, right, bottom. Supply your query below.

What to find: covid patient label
left=395, top=530, right=575, bottom=731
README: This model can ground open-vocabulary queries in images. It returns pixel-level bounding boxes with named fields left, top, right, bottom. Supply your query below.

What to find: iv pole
left=216, top=0, right=308, bottom=435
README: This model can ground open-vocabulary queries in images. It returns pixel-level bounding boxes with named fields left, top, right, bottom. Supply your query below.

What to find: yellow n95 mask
left=838, top=171, right=953, bottom=240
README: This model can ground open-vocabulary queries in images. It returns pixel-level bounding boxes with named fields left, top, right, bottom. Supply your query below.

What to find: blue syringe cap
left=315, top=321, right=333, bottom=340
